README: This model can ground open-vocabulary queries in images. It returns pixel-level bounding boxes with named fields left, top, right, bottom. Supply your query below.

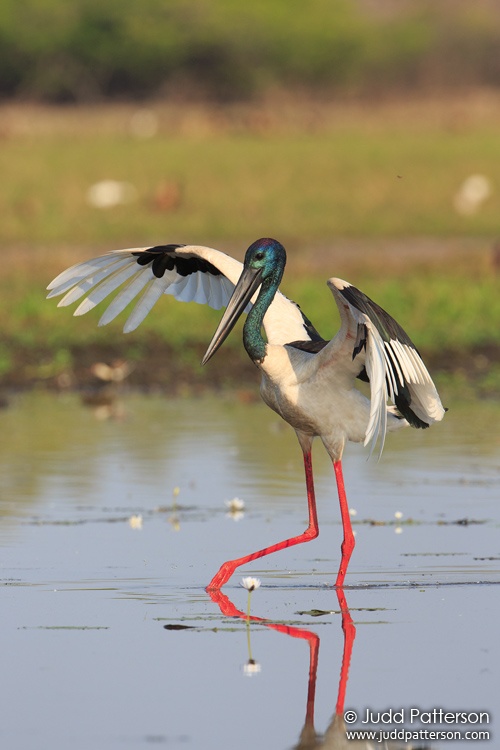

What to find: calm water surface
left=1, top=392, right=499, bottom=750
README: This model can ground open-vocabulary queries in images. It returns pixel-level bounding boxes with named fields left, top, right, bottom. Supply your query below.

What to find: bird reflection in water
left=208, top=587, right=432, bottom=750
left=209, top=587, right=354, bottom=748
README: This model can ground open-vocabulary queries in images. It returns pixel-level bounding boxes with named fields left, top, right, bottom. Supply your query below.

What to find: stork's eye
left=255, top=251, right=264, bottom=261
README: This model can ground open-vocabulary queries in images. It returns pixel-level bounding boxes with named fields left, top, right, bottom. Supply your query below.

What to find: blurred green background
left=0, top=0, right=499, bottom=396
left=1, top=0, right=500, bottom=101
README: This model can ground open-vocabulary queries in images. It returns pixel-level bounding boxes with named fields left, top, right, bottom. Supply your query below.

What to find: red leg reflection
left=207, top=584, right=356, bottom=735
left=208, top=588, right=319, bottom=729
left=334, top=587, right=356, bottom=716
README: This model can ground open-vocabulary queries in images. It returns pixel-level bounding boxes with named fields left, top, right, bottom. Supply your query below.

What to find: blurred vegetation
left=1, top=108, right=500, bottom=246
left=1, top=0, right=500, bottom=102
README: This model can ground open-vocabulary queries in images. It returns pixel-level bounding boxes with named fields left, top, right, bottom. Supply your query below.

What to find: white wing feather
left=48, top=257, right=131, bottom=304
left=363, top=326, right=389, bottom=458
left=123, top=277, right=172, bottom=333
left=97, top=268, right=156, bottom=327
left=73, top=262, right=145, bottom=317
left=47, top=254, right=130, bottom=294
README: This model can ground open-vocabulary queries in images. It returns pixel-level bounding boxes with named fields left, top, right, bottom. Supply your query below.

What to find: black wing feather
left=132, top=245, right=222, bottom=278
left=338, top=284, right=430, bottom=429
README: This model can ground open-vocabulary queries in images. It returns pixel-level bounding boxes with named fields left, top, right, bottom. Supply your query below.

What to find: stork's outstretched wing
left=47, top=244, right=243, bottom=333
left=321, top=277, right=445, bottom=456
left=47, top=243, right=316, bottom=346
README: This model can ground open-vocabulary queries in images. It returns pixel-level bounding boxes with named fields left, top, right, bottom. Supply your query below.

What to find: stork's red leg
left=206, top=450, right=319, bottom=590
left=333, top=460, right=355, bottom=587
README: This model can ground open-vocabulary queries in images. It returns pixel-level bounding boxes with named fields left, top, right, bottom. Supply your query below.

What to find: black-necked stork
left=47, top=238, right=445, bottom=589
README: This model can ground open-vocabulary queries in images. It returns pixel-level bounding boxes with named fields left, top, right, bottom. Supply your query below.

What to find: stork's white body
left=259, top=342, right=400, bottom=462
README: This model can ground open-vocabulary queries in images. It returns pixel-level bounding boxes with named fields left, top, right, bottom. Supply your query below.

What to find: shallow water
left=1, top=391, right=499, bottom=750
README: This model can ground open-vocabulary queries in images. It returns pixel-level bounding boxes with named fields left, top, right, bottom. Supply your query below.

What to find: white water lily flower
left=225, top=497, right=245, bottom=511
left=226, top=497, right=245, bottom=521
left=240, top=577, right=261, bottom=592
left=128, top=514, right=143, bottom=530
left=243, top=659, right=261, bottom=677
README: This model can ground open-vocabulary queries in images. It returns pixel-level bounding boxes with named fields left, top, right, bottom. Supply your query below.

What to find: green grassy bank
left=1, top=253, right=498, bottom=399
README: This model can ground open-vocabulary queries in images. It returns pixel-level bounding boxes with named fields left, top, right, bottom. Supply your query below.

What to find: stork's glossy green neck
left=242, top=266, right=283, bottom=363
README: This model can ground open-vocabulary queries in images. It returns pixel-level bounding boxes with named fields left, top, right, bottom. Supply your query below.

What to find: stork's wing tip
left=327, top=277, right=351, bottom=291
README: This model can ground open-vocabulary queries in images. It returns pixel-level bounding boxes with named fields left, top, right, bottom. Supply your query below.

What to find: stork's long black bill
left=202, top=266, right=263, bottom=365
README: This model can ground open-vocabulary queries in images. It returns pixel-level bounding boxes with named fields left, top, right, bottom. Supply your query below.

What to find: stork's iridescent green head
left=202, top=238, right=287, bottom=365
left=243, top=237, right=286, bottom=279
